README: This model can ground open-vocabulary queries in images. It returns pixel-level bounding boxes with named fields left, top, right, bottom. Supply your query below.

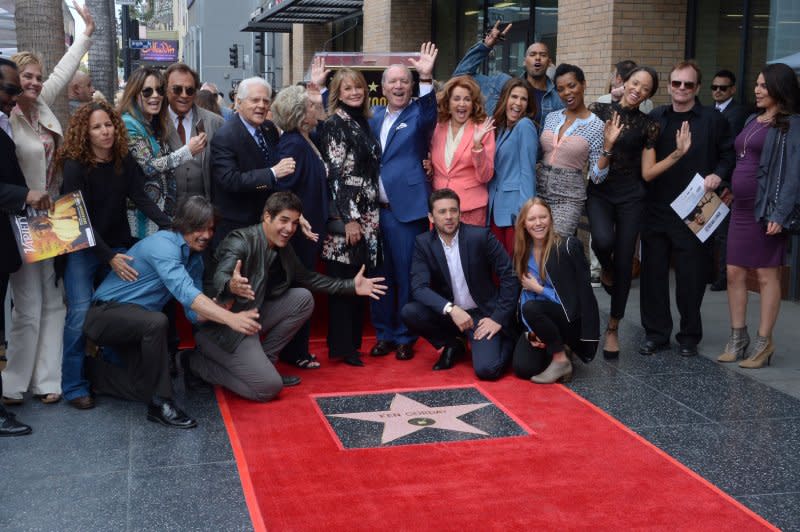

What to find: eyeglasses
left=170, top=85, right=197, bottom=97
left=670, top=80, right=697, bottom=90
left=710, top=84, right=731, bottom=91
left=0, top=83, right=22, bottom=96
left=141, top=86, right=165, bottom=98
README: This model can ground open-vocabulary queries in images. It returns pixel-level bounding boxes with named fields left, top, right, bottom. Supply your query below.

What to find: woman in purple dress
left=718, top=63, right=800, bottom=368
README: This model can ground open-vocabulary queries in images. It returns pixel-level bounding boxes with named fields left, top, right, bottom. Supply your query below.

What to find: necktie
left=254, top=128, right=270, bottom=163
left=177, top=115, right=186, bottom=144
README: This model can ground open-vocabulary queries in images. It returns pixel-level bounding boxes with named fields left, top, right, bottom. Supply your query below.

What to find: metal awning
left=243, top=0, right=363, bottom=33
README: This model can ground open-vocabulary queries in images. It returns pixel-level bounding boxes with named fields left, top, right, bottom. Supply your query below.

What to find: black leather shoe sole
left=679, top=345, right=699, bottom=357
left=639, top=341, right=670, bottom=356
left=147, top=413, right=198, bottom=429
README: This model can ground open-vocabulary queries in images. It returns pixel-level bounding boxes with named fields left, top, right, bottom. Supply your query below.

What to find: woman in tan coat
left=1, top=4, right=94, bottom=405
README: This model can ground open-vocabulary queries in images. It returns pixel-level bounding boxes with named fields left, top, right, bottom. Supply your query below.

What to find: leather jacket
left=200, top=223, right=355, bottom=352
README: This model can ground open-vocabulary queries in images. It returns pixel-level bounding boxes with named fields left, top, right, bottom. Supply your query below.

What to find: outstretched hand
left=484, top=20, right=512, bottom=48
left=473, top=117, right=496, bottom=148
left=310, top=56, right=331, bottom=90
left=353, top=265, right=387, bottom=300
left=228, top=260, right=255, bottom=300
left=603, top=111, right=624, bottom=149
left=408, top=42, right=438, bottom=79
left=675, top=120, right=692, bottom=156
left=73, top=1, right=95, bottom=37
left=299, top=215, right=319, bottom=242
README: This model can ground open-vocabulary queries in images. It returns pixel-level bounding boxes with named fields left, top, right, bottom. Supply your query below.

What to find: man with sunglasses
left=639, top=60, right=735, bottom=358
left=165, top=63, right=224, bottom=203
left=708, top=69, right=749, bottom=291
left=0, top=58, right=50, bottom=436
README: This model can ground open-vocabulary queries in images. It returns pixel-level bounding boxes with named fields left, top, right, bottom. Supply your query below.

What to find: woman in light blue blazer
left=487, top=78, right=538, bottom=254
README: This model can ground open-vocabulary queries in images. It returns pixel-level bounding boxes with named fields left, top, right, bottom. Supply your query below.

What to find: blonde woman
left=2, top=3, right=94, bottom=406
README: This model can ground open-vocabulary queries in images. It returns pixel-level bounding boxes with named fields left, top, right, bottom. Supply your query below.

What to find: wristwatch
left=444, top=302, right=454, bottom=315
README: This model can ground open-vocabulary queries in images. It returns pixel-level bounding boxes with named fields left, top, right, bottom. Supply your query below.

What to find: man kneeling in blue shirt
left=84, top=196, right=262, bottom=429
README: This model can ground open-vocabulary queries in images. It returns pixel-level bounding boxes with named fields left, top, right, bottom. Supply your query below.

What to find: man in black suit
left=0, top=58, right=50, bottom=436
left=210, top=77, right=294, bottom=247
left=401, top=189, right=519, bottom=379
left=709, top=69, right=750, bottom=291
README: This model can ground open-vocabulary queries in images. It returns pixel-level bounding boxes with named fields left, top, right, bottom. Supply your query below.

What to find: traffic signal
left=254, top=33, right=264, bottom=55
left=229, top=44, right=239, bottom=68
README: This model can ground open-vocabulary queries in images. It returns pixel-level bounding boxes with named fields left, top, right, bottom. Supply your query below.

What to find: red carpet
left=217, top=337, right=776, bottom=531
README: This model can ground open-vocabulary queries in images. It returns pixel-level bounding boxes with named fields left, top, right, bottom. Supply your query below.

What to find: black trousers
left=586, top=193, right=644, bottom=320
left=325, top=261, right=365, bottom=358
left=280, top=234, right=323, bottom=363
left=513, top=299, right=580, bottom=379
left=640, top=217, right=711, bottom=346
left=401, top=301, right=512, bottom=380
left=83, top=301, right=173, bottom=403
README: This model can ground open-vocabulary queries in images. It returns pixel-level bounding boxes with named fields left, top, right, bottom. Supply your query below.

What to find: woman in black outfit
left=587, top=67, right=690, bottom=358
left=59, top=101, right=170, bottom=409
left=512, top=197, right=599, bottom=383
left=318, top=68, right=382, bottom=367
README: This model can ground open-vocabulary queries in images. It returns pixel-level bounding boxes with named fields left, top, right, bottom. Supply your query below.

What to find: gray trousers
left=192, top=288, right=314, bottom=402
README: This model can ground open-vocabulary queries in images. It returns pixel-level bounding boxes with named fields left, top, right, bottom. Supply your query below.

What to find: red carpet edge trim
left=559, top=384, right=780, bottom=531
left=216, top=386, right=268, bottom=532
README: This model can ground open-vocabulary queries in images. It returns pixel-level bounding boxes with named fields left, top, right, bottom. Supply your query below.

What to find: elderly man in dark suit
left=401, top=189, right=520, bottom=380
left=164, top=63, right=224, bottom=202
left=210, top=77, right=294, bottom=247
left=0, top=58, right=50, bottom=436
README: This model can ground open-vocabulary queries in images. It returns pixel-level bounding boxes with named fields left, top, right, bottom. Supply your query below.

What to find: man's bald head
left=69, top=71, right=94, bottom=102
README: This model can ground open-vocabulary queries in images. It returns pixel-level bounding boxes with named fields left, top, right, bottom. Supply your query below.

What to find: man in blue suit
left=367, top=42, right=439, bottom=361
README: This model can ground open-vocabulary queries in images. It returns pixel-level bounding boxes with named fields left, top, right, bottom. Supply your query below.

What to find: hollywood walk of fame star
left=328, top=393, right=491, bottom=444
left=368, top=81, right=379, bottom=93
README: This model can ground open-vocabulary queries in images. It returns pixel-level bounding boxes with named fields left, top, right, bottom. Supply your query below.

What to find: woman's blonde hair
left=10, top=51, right=42, bottom=73
left=513, top=197, right=561, bottom=283
left=328, top=68, right=371, bottom=118
left=272, top=85, right=310, bottom=132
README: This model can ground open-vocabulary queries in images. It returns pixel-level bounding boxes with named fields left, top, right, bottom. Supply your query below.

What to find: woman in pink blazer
left=431, top=76, right=496, bottom=226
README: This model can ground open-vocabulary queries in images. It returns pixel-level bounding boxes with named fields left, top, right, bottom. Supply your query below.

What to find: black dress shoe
left=369, top=340, right=397, bottom=357
left=709, top=279, right=727, bottom=291
left=343, top=353, right=364, bottom=367
left=396, top=343, right=414, bottom=361
left=433, top=343, right=465, bottom=371
left=147, top=400, right=197, bottom=429
left=679, top=344, right=698, bottom=357
left=0, top=407, right=32, bottom=436
left=281, top=375, right=302, bottom=386
left=639, top=339, right=670, bottom=356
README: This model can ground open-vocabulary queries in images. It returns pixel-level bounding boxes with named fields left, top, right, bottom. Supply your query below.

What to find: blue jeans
left=61, top=248, right=120, bottom=400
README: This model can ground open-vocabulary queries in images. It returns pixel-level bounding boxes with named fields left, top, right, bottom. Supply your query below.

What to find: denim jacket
left=452, top=41, right=564, bottom=128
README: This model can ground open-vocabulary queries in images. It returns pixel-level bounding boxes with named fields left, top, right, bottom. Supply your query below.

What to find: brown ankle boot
left=717, top=327, right=749, bottom=363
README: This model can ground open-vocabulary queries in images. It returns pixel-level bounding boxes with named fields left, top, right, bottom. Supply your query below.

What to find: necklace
left=738, top=121, right=767, bottom=160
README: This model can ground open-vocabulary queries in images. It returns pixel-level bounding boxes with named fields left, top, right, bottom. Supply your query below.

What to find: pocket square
left=395, top=123, right=407, bottom=130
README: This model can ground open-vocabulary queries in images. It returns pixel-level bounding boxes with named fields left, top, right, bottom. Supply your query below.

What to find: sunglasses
left=141, top=86, right=165, bottom=98
left=0, top=83, right=22, bottom=96
left=710, top=84, right=731, bottom=91
left=170, top=85, right=197, bottom=96
left=670, top=80, right=697, bottom=90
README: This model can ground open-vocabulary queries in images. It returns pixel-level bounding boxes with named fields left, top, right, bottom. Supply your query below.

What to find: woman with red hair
left=430, top=76, right=496, bottom=226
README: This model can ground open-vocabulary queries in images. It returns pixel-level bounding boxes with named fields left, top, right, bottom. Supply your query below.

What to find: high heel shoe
left=738, top=335, right=774, bottom=369
left=603, top=325, right=619, bottom=359
left=531, top=358, right=573, bottom=384
left=717, top=327, right=749, bottom=363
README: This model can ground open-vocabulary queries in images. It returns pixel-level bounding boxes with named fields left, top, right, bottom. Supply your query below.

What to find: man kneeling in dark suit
left=401, top=189, right=520, bottom=379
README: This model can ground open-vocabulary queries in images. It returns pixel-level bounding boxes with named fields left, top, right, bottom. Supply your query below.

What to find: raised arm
left=41, top=2, right=94, bottom=105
